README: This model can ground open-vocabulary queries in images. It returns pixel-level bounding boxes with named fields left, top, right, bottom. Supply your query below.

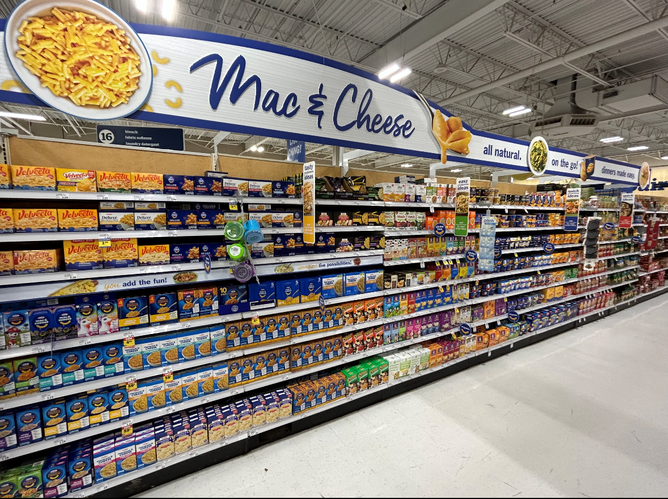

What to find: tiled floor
left=135, top=293, right=668, bottom=497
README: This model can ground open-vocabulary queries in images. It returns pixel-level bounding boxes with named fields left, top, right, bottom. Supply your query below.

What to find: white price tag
left=168, top=231, right=178, bottom=237
left=56, top=192, right=69, bottom=199
left=79, top=338, right=92, bottom=345
left=42, top=393, right=54, bottom=401
left=63, top=272, right=78, bottom=280
left=429, top=205, right=434, bottom=213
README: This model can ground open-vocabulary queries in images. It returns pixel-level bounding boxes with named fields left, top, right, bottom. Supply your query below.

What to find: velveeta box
left=131, top=172, right=164, bottom=193
left=0, top=164, right=9, bottom=188
left=0, top=250, right=13, bottom=275
left=0, top=208, right=13, bottom=233
left=10, top=165, right=55, bottom=190
left=97, top=171, right=131, bottom=192
left=139, top=244, right=170, bottom=266
left=103, top=238, right=138, bottom=268
left=63, top=240, right=103, bottom=271
left=56, top=168, right=97, bottom=192
left=13, top=249, right=60, bottom=274
left=13, top=208, right=58, bottom=232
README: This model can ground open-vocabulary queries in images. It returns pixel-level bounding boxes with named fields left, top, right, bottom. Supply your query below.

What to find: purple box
left=495, top=298, right=507, bottom=316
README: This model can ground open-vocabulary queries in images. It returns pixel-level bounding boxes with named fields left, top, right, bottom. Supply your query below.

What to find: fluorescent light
left=257, top=146, right=264, bottom=153
left=162, top=0, right=175, bottom=20
left=250, top=145, right=257, bottom=152
left=389, top=68, right=412, bottom=83
left=136, top=0, right=147, bottom=12
left=0, top=111, right=45, bottom=121
left=600, top=136, right=624, bottom=143
left=450, top=169, right=462, bottom=173
left=661, top=155, right=668, bottom=160
left=378, top=63, right=400, bottom=80
left=627, top=146, right=648, bottom=151
left=508, top=108, right=532, bottom=118
left=401, top=164, right=413, bottom=168
left=502, top=105, right=527, bottom=115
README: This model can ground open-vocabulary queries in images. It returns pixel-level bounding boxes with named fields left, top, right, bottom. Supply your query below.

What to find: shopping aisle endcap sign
left=97, top=125, right=184, bottom=151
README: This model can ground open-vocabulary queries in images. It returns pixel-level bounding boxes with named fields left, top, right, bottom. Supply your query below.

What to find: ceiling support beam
left=359, top=0, right=511, bottom=69
left=441, top=15, right=668, bottom=105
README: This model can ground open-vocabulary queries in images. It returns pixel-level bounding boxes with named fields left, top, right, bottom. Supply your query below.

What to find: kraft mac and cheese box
left=29, top=307, right=55, bottom=345
left=76, top=294, right=101, bottom=337
left=218, top=284, right=249, bottom=315
left=63, top=240, right=103, bottom=271
left=117, top=296, right=149, bottom=330
left=10, top=165, right=56, bottom=190
left=300, top=276, right=322, bottom=303
left=88, top=390, right=110, bottom=427
left=52, top=304, right=77, bottom=341
left=42, top=399, right=67, bottom=440
left=195, top=176, right=222, bottom=196
left=13, top=208, right=58, bottom=232
left=200, top=241, right=227, bottom=262
left=4, top=309, right=31, bottom=348
left=82, top=345, right=105, bottom=381
left=61, top=350, right=84, bottom=386
left=249, top=281, right=276, bottom=310
left=164, top=175, right=194, bottom=195
left=97, top=171, right=131, bottom=192
left=37, top=353, right=62, bottom=391
left=102, top=342, right=124, bottom=378
left=131, top=173, right=164, bottom=194
left=97, top=293, right=120, bottom=336
left=170, top=243, right=200, bottom=264
left=56, top=168, right=97, bottom=192
left=276, top=279, right=300, bottom=307
left=149, top=293, right=178, bottom=325
left=108, top=384, right=129, bottom=422
left=198, top=288, right=218, bottom=319
left=139, top=245, right=170, bottom=266
left=103, top=238, right=138, bottom=268
left=178, top=289, right=200, bottom=321
left=16, top=406, right=42, bottom=446
left=0, top=411, right=17, bottom=450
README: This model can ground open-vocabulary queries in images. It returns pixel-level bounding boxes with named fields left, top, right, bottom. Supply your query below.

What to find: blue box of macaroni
left=164, top=175, right=194, bottom=195
left=148, top=292, right=177, bottom=325
left=300, top=277, right=322, bottom=303
left=197, top=210, right=225, bottom=229
left=117, top=296, right=149, bottom=330
left=170, top=243, right=201, bottom=264
left=167, top=210, right=198, bottom=230
left=0, top=411, right=17, bottom=451
left=218, top=284, right=249, bottom=315
left=276, top=279, right=300, bottom=307
left=249, top=281, right=276, bottom=311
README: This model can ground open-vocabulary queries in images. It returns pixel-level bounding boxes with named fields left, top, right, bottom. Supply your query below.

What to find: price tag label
left=126, top=376, right=137, bottom=391
left=429, top=205, right=435, bottom=213
left=123, top=335, right=135, bottom=347
left=98, top=236, right=111, bottom=248
left=251, top=314, right=261, bottom=327
left=121, top=421, right=133, bottom=437
left=163, top=368, right=173, bottom=383
left=229, top=201, right=238, bottom=211
left=420, top=261, right=425, bottom=268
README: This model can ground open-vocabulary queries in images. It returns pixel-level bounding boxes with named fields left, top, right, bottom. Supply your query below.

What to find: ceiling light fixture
left=450, top=169, right=462, bottom=173
left=627, top=146, right=648, bottom=151
left=136, top=0, right=147, bottom=12
left=400, top=164, right=413, bottom=168
left=390, top=68, right=412, bottom=83
left=250, top=145, right=258, bottom=152
left=661, top=155, right=668, bottom=160
left=378, top=63, right=400, bottom=80
left=0, top=111, right=45, bottom=121
left=502, top=105, right=527, bottom=115
left=162, top=0, right=175, bottom=20
left=257, top=146, right=264, bottom=153
left=508, top=108, right=532, bottom=118
left=600, top=136, right=624, bottom=143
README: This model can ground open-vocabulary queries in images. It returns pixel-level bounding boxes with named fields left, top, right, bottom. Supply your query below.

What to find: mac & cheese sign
left=0, top=0, right=642, bottom=185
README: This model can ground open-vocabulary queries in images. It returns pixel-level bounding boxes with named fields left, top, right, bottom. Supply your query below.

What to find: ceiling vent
left=531, top=75, right=598, bottom=138
left=575, top=74, right=668, bottom=114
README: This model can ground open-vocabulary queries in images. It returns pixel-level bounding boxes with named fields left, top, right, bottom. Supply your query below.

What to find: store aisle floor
left=135, top=294, right=668, bottom=498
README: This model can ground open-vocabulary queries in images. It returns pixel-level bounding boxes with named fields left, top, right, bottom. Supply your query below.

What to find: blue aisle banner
left=97, top=125, right=184, bottom=151
left=287, top=140, right=306, bottom=162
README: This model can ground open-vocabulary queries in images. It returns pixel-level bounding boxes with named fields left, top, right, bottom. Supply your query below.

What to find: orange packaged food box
left=57, top=209, right=98, bottom=232
left=13, top=249, right=61, bottom=274
left=139, top=245, right=170, bottom=266
left=96, top=171, right=131, bottom=192
left=103, top=238, right=138, bottom=268
left=9, top=165, right=56, bottom=190
left=132, top=173, right=164, bottom=194
left=0, top=250, right=13, bottom=275
left=13, top=208, right=58, bottom=232
left=0, top=208, right=13, bottom=233
left=0, top=164, right=9, bottom=189
left=56, top=168, right=97, bottom=191
left=63, top=240, right=103, bottom=271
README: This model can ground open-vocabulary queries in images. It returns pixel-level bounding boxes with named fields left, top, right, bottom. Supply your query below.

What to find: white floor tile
left=134, top=292, right=668, bottom=498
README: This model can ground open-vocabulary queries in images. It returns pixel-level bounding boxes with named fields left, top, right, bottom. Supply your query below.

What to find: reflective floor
left=136, top=292, right=668, bottom=498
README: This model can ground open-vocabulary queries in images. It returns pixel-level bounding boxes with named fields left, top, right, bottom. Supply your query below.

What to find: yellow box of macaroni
left=0, top=208, right=13, bottom=233
left=139, top=245, right=170, bottom=266
left=56, top=168, right=97, bottom=192
left=132, top=173, right=164, bottom=194
left=57, top=209, right=98, bottom=232
left=13, top=208, right=58, bottom=232
left=0, top=164, right=9, bottom=188
left=63, top=240, right=103, bottom=271
left=13, top=249, right=61, bottom=274
left=96, top=171, right=131, bottom=192
left=10, top=165, right=56, bottom=190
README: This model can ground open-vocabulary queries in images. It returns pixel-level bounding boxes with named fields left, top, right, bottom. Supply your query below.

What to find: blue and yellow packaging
left=149, top=292, right=178, bottom=325
left=37, top=353, right=62, bottom=391
left=199, top=287, right=218, bottom=318
left=102, top=342, right=123, bottom=377
left=300, top=277, right=322, bottom=303
left=193, top=329, right=211, bottom=358
left=117, top=295, right=148, bottom=330
left=238, top=318, right=253, bottom=347
left=177, top=289, right=200, bottom=321
left=159, top=333, right=180, bottom=365
left=164, top=174, right=194, bottom=195
left=167, top=210, right=198, bottom=230
left=251, top=316, right=266, bottom=344
left=16, top=406, right=42, bottom=446
left=66, top=394, right=89, bottom=433
left=0, top=411, right=17, bottom=451
left=197, top=209, right=225, bottom=229
left=249, top=281, right=276, bottom=310
left=60, top=350, right=83, bottom=386
left=265, top=315, right=278, bottom=342
left=29, top=307, right=55, bottom=345
left=170, top=243, right=200, bottom=264
left=209, top=325, right=225, bottom=356
left=276, top=279, right=300, bottom=307
left=225, top=321, right=240, bottom=350
left=52, top=304, right=77, bottom=341
left=108, top=384, right=128, bottom=421
left=218, top=284, right=249, bottom=315
left=42, top=399, right=67, bottom=440
left=290, top=312, right=302, bottom=336
left=87, top=389, right=109, bottom=427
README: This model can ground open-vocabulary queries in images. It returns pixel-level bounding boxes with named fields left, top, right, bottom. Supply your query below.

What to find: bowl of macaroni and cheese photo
left=4, top=0, right=153, bottom=120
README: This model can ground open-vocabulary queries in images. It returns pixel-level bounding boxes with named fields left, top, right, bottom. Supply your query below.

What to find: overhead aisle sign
left=0, top=0, right=643, bottom=185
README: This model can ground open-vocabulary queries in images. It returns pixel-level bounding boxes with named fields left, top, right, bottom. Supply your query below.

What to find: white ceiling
left=1, top=0, right=668, bottom=178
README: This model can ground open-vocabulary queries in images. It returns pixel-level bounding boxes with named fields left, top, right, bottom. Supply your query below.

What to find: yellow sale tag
left=229, top=201, right=238, bottom=211
left=98, top=239, right=111, bottom=248
left=163, top=371, right=173, bottom=383
left=123, top=335, right=135, bottom=347
left=126, top=380, right=136, bottom=391
left=121, top=423, right=133, bottom=437
left=251, top=315, right=261, bottom=326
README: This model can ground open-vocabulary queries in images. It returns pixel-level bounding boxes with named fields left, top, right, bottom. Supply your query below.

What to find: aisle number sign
left=619, top=193, right=634, bottom=229
left=564, top=188, right=580, bottom=232
left=303, top=161, right=316, bottom=245
left=454, top=177, right=470, bottom=237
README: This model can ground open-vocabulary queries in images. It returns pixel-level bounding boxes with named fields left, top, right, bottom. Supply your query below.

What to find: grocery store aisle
left=135, top=293, right=668, bottom=498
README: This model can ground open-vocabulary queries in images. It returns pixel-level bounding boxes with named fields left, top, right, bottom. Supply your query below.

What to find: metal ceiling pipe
left=440, top=15, right=668, bottom=105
